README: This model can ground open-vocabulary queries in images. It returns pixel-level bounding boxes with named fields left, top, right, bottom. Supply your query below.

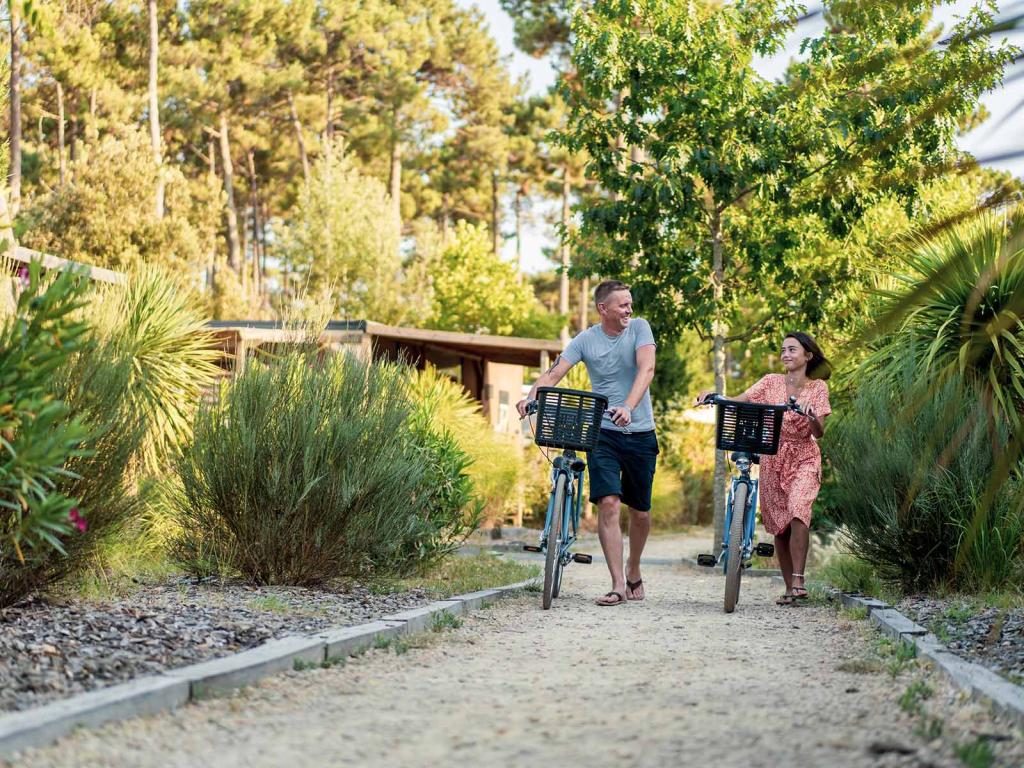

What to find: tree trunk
left=711, top=208, right=728, bottom=558
left=70, top=117, right=79, bottom=183
left=288, top=91, right=310, bottom=186
left=218, top=112, right=242, bottom=273
left=514, top=187, right=523, bottom=282
left=325, top=69, right=334, bottom=140
left=491, top=171, right=501, bottom=255
left=389, top=136, right=402, bottom=233
left=246, top=148, right=261, bottom=296
left=559, top=165, right=571, bottom=346
left=9, top=3, right=22, bottom=214
left=148, top=0, right=164, bottom=219
left=56, top=81, right=66, bottom=187
left=579, top=276, right=590, bottom=332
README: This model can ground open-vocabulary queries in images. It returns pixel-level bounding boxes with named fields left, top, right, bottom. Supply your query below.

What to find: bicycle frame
left=541, top=450, right=586, bottom=567
left=721, top=455, right=760, bottom=574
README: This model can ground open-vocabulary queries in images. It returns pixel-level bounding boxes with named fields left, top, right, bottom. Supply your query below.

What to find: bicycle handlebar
left=697, top=392, right=810, bottom=417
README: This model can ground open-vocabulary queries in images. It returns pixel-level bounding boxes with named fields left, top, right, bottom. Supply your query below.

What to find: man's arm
left=515, top=356, right=576, bottom=417
left=608, top=344, right=656, bottom=427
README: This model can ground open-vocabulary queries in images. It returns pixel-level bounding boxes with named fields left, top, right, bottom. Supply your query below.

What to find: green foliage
left=16, top=268, right=216, bottom=605
left=85, top=267, right=221, bottom=473
left=654, top=409, right=716, bottom=528
left=954, top=737, right=996, bottom=768
left=899, top=680, right=933, bottom=715
left=20, top=127, right=220, bottom=275
left=867, top=207, right=1024, bottom=429
left=173, top=353, right=474, bottom=584
left=0, top=261, right=91, bottom=573
left=283, top=143, right=407, bottom=324
left=826, top=362, right=1024, bottom=592
left=817, top=554, right=887, bottom=599
left=406, top=364, right=539, bottom=524
left=561, top=0, right=1017, bottom=349
left=372, top=552, right=538, bottom=597
left=429, top=221, right=538, bottom=335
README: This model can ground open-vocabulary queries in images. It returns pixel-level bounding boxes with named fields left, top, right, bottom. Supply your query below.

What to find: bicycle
left=520, top=386, right=608, bottom=609
left=694, top=393, right=806, bottom=613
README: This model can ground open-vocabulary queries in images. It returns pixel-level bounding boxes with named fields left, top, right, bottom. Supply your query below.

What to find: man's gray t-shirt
left=560, top=319, right=657, bottom=433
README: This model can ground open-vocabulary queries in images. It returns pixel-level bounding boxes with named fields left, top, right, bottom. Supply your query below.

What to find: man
left=517, top=280, right=657, bottom=606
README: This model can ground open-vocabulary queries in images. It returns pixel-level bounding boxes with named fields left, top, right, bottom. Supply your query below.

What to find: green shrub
left=0, top=261, right=92, bottom=599
left=2, top=267, right=217, bottom=605
left=653, top=408, right=715, bottom=527
left=173, top=353, right=475, bottom=584
left=826, top=362, right=1024, bottom=592
left=406, top=365, right=540, bottom=526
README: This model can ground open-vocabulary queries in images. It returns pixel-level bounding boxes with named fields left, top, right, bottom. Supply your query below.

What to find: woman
left=700, top=332, right=831, bottom=605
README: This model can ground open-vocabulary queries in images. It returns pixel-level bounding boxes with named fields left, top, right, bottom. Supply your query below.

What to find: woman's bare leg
left=775, top=526, right=793, bottom=593
left=789, top=519, right=810, bottom=593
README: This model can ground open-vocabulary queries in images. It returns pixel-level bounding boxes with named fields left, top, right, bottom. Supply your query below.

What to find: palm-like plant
left=866, top=206, right=1024, bottom=428
left=86, top=266, right=221, bottom=473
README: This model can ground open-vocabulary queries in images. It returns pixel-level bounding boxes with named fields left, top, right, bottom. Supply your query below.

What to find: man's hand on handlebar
left=516, top=398, right=536, bottom=419
left=607, top=405, right=632, bottom=428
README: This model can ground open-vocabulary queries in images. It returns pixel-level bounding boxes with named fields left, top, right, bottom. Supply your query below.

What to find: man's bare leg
left=626, top=508, right=650, bottom=599
left=596, top=495, right=626, bottom=603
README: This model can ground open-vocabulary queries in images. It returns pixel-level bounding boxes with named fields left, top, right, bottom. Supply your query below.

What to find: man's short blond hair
left=594, top=280, right=629, bottom=305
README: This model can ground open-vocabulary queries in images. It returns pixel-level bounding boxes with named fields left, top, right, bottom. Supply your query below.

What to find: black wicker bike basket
left=533, top=387, right=609, bottom=452
left=715, top=401, right=787, bottom=455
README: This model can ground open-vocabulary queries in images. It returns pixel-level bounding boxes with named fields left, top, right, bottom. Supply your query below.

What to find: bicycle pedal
left=696, top=554, right=717, bottom=567
left=755, top=543, right=775, bottom=557
left=522, top=545, right=542, bottom=553
left=572, top=553, right=593, bottom=564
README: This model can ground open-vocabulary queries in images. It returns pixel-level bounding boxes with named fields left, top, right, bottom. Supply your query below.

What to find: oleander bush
left=0, top=262, right=93, bottom=607
left=1, top=266, right=221, bottom=606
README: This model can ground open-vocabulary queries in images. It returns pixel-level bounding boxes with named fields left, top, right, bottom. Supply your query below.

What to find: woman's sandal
left=596, top=591, right=627, bottom=606
left=776, top=593, right=795, bottom=606
left=791, top=574, right=809, bottom=602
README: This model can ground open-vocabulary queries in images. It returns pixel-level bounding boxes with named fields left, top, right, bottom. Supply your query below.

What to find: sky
left=457, top=0, right=1024, bottom=274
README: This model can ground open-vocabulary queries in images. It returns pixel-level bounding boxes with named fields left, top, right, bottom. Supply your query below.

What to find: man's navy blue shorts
left=587, top=429, right=659, bottom=511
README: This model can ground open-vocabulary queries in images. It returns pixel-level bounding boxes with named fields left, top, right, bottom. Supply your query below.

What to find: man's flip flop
left=596, top=591, right=627, bottom=606
left=626, top=579, right=644, bottom=601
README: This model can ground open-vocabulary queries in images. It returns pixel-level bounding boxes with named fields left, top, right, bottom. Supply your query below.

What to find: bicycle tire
left=724, top=482, right=748, bottom=613
left=552, top=480, right=575, bottom=598
left=543, top=474, right=568, bottom=610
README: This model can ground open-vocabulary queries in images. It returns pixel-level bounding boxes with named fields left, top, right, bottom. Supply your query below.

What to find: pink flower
left=16, top=266, right=29, bottom=289
left=68, top=507, right=88, bottom=533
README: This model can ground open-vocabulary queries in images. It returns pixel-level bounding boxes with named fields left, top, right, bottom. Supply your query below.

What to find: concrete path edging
left=0, top=576, right=540, bottom=761
left=839, top=593, right=1024, bottom=729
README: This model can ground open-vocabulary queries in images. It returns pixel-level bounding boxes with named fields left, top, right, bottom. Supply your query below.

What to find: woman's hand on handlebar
left=695, top=390, right=718, bottom=406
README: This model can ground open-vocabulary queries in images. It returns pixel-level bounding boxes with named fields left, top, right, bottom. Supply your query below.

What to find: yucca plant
left=85, top=266, right=221, bottom=473
left=866, top=206, right=1024, bottom=428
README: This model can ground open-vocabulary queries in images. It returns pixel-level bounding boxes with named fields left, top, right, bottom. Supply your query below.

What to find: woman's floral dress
left=743, top=374, right=831, bottom=535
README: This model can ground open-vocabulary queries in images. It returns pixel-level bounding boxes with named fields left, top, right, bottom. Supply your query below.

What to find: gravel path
left=8, top=545, right=1024, bottom=767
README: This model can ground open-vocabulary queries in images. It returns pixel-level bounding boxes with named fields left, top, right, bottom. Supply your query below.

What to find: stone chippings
left=0, top=579, right=432, bottom=713
left=899, top=596, right=1024, bottom=685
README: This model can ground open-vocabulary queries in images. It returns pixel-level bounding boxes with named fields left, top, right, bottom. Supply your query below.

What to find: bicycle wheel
left=552, top=489, right=569, bottom=598
left=543, top=473, right=568, bottom=610
left=723, top=482, right=748, bottom=614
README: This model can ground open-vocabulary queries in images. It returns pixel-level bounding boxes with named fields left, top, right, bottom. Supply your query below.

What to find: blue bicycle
left=522, top=387, right=607, bottom=609
left=695, top=393, right=804, bottom=612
